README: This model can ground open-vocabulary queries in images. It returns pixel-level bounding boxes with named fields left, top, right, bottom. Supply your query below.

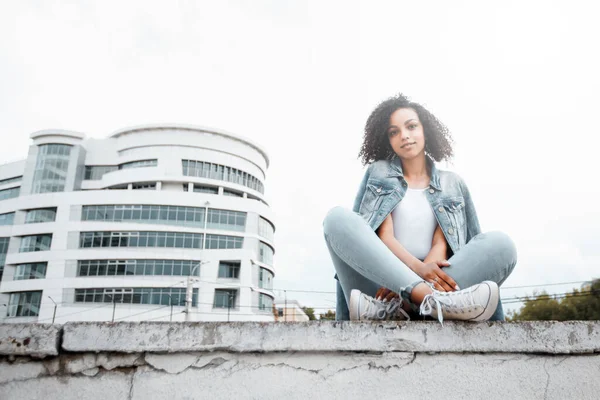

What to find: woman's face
left=387, top=107, right=425, bottom=161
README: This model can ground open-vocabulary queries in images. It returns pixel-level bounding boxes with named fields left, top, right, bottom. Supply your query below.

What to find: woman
left=323, top=94, right=517, bottom=323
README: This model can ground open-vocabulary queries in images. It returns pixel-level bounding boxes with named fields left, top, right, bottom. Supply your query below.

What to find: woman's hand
left=413, top=260, right=458, bottom=292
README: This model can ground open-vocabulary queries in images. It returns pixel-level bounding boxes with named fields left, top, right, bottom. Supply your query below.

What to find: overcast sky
left=1, top=0, right=599, bottom=316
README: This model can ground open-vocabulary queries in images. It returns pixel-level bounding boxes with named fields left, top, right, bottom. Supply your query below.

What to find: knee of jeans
left=323, top=206, right=352, bottom=236
left=486, top=231, right=518, bottom=267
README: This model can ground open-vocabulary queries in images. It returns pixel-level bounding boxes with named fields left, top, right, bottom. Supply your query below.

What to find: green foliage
left=319, top=310, right=336, bottom=320
left=508, top=279, right=600, bottom=321
left=301, top=306, right=316, bottom=320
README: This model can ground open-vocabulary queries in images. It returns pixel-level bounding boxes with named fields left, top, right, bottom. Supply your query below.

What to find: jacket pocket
left=359, top=183, right=395, bottom=218
left=441, top=196, right=466, bottom=246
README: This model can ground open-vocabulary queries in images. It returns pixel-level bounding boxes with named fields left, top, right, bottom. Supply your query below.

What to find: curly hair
left=358, top=93, right=454, bottom=165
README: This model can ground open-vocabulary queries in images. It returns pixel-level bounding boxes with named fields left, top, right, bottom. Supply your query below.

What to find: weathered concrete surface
left=62, top=321, right=600, bottom=354
left=0, top=324, right=61, bottom=357
left=0, top=351, right=599, bottom=400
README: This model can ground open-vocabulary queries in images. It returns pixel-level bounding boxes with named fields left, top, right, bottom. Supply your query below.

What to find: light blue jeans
left=323, top=207, right=517, bottom=321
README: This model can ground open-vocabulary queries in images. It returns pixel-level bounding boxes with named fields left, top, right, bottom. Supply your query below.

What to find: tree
left=301, top=307, right=316, bottom=320
left=508, top=279, right=600, bottom=321
left=319, top=310, right=336, bottom=320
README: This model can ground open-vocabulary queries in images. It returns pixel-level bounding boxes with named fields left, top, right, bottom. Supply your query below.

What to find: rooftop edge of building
left=1, top=320, right=599, bottom=357
left=109, top=123, right=270, bottom=168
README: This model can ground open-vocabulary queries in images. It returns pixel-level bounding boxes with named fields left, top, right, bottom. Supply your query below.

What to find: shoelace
left=362, top=296, right=410, bottom=320
left=419, top=285, right=477, bottom=325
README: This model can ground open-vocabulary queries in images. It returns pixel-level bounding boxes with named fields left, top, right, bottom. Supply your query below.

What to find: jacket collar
left=387, top=155, right=442, bottom=191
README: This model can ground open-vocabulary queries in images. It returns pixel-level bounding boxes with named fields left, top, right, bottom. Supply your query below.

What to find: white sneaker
left=349, top=289, right=410, bottom=321
left=419, top=281, right=499, bottom=324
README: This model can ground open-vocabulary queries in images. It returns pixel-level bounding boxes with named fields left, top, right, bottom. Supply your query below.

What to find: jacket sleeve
left=460, top=177, right=482, bottom=242
left=352, top=163, right=373, bottom=213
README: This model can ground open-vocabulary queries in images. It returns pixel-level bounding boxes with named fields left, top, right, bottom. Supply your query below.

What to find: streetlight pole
left=284, top=290, right=287, bottom=322
left=184, top=200, right=210, bottom=322
left=48, top=296, right=57, bottom=324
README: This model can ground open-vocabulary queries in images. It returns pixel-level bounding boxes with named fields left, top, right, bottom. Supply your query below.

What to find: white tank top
left=391, top=187, right=437, bottom=260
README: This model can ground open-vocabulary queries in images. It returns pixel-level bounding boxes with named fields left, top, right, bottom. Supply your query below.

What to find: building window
left=84, top=166, right=118, bottom=180
left=213, top=289, right=237, bottom=308
left=205, top=234, right=243, bottom=249
left=7, top=291, right=42, bottom=317
left=14, top=263, right=47, bottom=280
left=82, top=204, right=207, bottom=226
left=218, top=261, right=240, bottom=279
left=0, top=212, right=15, bottom=226
left=119, top=159, right=157, bottom=170
left=0, top=237, right=9, bottom=282
left=258, top=217, right=274, bottom=242
left=223, top=189, right=243, bottom=197
left=0, top=187, right=20, bottom=201
left=192, top=185, right=218, bottom=194
left=79, top=231, right=243, bottom=250
left=32, top=144, right=72, bottom=193
left=0, top=176, right=22, bottom=185
left=20, top=234, right=52, bottom=253
left=182, top=160, right=264, bottom=194
left=132, top=182, right=156, bottom=190
left=207, top=209, right=246, bottom=231
left=258, top=242, right=274, bottom=266
left=277, top=308, right=284, bottom=317
left=74, top=287, right=197, bottom=306
left=77, top=259, right=201, bottom=277
left=25, top=208, right=57, bottom=224
left=259, top=267, right=274, bottom=290
left=258, top=293, right=273, bottom=311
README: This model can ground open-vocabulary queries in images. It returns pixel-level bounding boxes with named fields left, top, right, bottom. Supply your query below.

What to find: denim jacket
left=353, top=155, right=481, bottom=256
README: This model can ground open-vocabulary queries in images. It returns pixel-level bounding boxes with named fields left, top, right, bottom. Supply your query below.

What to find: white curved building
left=0, top=124, right=276, bottom=323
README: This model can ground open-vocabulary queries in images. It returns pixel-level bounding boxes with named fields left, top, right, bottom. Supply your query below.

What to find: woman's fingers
left=437, top=259, right=451, bottom=268
left=436, top=269, right=458, bottom=291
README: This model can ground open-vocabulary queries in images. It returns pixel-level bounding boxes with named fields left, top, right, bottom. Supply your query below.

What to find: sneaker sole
left=349, top=289, right=361, bottom=321
left=471, top=281, right=500, bottom=322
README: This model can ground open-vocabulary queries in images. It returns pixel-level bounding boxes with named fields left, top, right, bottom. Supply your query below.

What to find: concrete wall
left=1, top=321, right=599, bottom=400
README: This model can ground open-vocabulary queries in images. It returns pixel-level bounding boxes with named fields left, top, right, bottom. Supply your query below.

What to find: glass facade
left=14, top=263, right=47, bottom=280
left=0, top=176, right=22, bottom=185
left=258, top=242, right=274, bottom=265
left=0, top=237, right=9, bottom=282
left=25, top=208, right=57, bottom=224
left=74, top=287, right=198, bottom=306
left=258, top=217, right=274, bottom=242
left=20, top=234, right=52, bottom=252
left=223, top=189, right=243, bottom=197
left=77, top=259, right=201, bottom=277
left=131, top=183, right=156, bottom=190
left=32, top=144, right=72, bottom=193
left=213, top=289, right=237, bottom=308
left=258, top=267, right=274, bottom=290
left=119, top=159, right=157, bottom=169
left=218, top=261, right=240, bottom=278
left=192, top=185, right=218, bottom=194
left=84, top=166, right=118, bottom=180
left=82, top=205, right=246, bottom=231
left=182, top=160, right=264, bottom=194
left=0, top=187, right=20, bottom=200
left=79, top=231, right=243, bottom=249
left=7, top=291, right=42, bottom=317
left=0, top=212, right=14, bottom=226
left=258, top=293, right=273, bottom=311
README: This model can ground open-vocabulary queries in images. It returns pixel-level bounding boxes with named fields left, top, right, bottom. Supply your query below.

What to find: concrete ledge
left=61, top=321, right=600, bottom=354
left=0, top=323, right=61, bottom=357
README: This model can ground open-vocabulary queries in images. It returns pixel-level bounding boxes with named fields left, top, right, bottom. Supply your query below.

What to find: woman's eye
left=388, top=130, right=398, bottom=136
left=408, top=124, right=417, bottom=130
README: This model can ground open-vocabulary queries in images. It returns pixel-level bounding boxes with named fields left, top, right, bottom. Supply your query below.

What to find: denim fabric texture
left=353, top=155, right=481, bottom=253
left=330, top=155, right=516, bottom=321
